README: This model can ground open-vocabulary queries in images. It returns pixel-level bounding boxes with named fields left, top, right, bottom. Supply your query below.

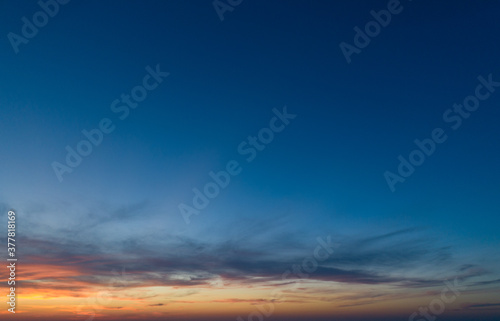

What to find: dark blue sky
left=1, top=0, right=500, bottom=320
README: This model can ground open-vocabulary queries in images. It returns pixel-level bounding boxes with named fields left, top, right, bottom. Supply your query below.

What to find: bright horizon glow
left=1, top=0, right=500, bottom=320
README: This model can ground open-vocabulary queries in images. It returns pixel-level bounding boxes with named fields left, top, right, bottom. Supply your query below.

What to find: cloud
left=462, top=303, right=500, bottom=310
left=7, top=226, right=492, bottom=296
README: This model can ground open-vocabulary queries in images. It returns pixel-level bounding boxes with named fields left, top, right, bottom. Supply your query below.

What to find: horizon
left=1, top=0, right=500, bottom=320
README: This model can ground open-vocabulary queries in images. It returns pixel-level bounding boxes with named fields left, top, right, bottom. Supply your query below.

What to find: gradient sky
left=1, top=0, right=500, bottom=320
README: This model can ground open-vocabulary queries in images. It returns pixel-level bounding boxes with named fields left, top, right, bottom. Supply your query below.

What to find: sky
left=0, top=0, right=500, bottom=320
